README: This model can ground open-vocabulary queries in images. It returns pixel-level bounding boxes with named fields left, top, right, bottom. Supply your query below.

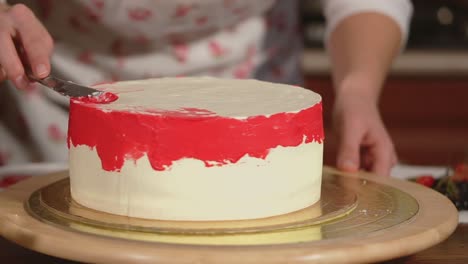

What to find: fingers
left=336, top=123, right=362, bottom=173
left=334, top=111, right=397, bottom=176
left=368, top=130, right=397, bottom=176
left=0, top=66, right=6, bottom=81
left=0, top=4, right=53, bottom=89
left=9, top=4, right=53, bottom=78
left=0, top=30, right=28, bottom=88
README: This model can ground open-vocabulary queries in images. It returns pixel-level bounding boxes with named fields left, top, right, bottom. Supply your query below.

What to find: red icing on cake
left=76, top=92, right=119, bottom=104
left=68, top=100, right=323, bottom=172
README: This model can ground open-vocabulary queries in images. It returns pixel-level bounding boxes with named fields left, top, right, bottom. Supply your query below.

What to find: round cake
left=68, top=77, right=324, bottom=221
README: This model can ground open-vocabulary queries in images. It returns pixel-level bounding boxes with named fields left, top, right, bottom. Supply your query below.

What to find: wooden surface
left=0, top=167, right=459, bottom=264
left=385, top=224, right=468, bottom=264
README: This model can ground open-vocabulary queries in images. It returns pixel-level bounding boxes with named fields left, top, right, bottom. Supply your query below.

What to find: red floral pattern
left=128, top=7, right=153, bottom=21
left=48, top=124, right=66, bottom=142
left=224, top=0, right=236, bottom=8
left=195, top=16, right=208, bottom=26
left=172, top=41, right=189, bottom=63
left=77, top=50, right=94, bottom=64
left=91, top=0, right=104, bottom=10
left=173, top=4, right=192, bottom=18
left=84, top=7, right=101, bottom=23
left=134, top=34, right=150, bottom=46
left=208, top=41, right=228, bottom=57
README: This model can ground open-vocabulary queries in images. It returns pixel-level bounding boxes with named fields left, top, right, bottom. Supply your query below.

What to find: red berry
left=455, top=163, right=468, bottom=173
left=416, top=175, right=436, bottom=187
left=453, top=163, right=468, bottom=182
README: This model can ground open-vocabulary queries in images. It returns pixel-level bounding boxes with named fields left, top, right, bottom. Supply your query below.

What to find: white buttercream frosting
left=95, top=77, right=322, bottom=118
left=70, top=142, right=323, bottom=221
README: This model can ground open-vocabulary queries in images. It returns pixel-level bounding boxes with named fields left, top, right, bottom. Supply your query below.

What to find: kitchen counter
left=303, top=49, right=468, bottom=76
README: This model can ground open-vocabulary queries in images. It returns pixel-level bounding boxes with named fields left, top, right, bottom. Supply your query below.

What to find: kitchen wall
left=300, top=0, right=468, bottom=166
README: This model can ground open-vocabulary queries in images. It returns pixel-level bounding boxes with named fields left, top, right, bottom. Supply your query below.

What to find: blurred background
left=300, top=0, right=468, bottom=167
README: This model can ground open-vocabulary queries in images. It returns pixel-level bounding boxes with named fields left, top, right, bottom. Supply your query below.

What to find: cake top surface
left=90, top=77, right=321, bottom=118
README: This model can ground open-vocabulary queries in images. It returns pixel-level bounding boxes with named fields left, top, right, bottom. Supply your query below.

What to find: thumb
left=0, top=67, right=6, bottom=81
left=336, top=127, right=361, bottom=173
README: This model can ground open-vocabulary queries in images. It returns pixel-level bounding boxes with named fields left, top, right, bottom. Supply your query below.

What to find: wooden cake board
left=0, top=167, right=458, bottom=264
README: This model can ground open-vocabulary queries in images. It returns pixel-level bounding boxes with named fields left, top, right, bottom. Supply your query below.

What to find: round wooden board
left=0, top=167, right=459, bottom=264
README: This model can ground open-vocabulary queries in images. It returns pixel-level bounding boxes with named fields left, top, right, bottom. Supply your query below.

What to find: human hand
left=332, top=90, right=397, bottom=176
left=0, top=4, right=53, bottom=89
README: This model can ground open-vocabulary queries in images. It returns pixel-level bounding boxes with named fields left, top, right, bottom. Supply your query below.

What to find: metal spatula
left=17, top=42, right=103, bottom=98
left=27, top=74, right=104, bottom=98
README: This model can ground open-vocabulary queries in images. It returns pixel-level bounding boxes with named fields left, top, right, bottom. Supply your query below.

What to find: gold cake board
left=0, top=167, right=458, bottom=263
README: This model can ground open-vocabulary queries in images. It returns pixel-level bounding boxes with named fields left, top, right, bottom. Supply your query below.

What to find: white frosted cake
left=68, top=77, right=324, bottom=221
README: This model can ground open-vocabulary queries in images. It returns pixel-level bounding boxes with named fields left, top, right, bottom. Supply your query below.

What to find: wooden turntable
left=0, top=167, right=458, bottom=263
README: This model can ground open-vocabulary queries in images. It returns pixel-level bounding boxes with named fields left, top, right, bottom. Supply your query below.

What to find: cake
left=68, top=77, right=324, bottom=221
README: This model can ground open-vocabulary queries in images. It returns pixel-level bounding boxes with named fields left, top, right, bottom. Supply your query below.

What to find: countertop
left=302, top=49, right=468, bottom=76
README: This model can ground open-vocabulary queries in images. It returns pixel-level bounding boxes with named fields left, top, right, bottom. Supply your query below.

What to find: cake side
left=70, top=141, right=322, bottom=220
left=68, top=100, right=323, bottom=172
